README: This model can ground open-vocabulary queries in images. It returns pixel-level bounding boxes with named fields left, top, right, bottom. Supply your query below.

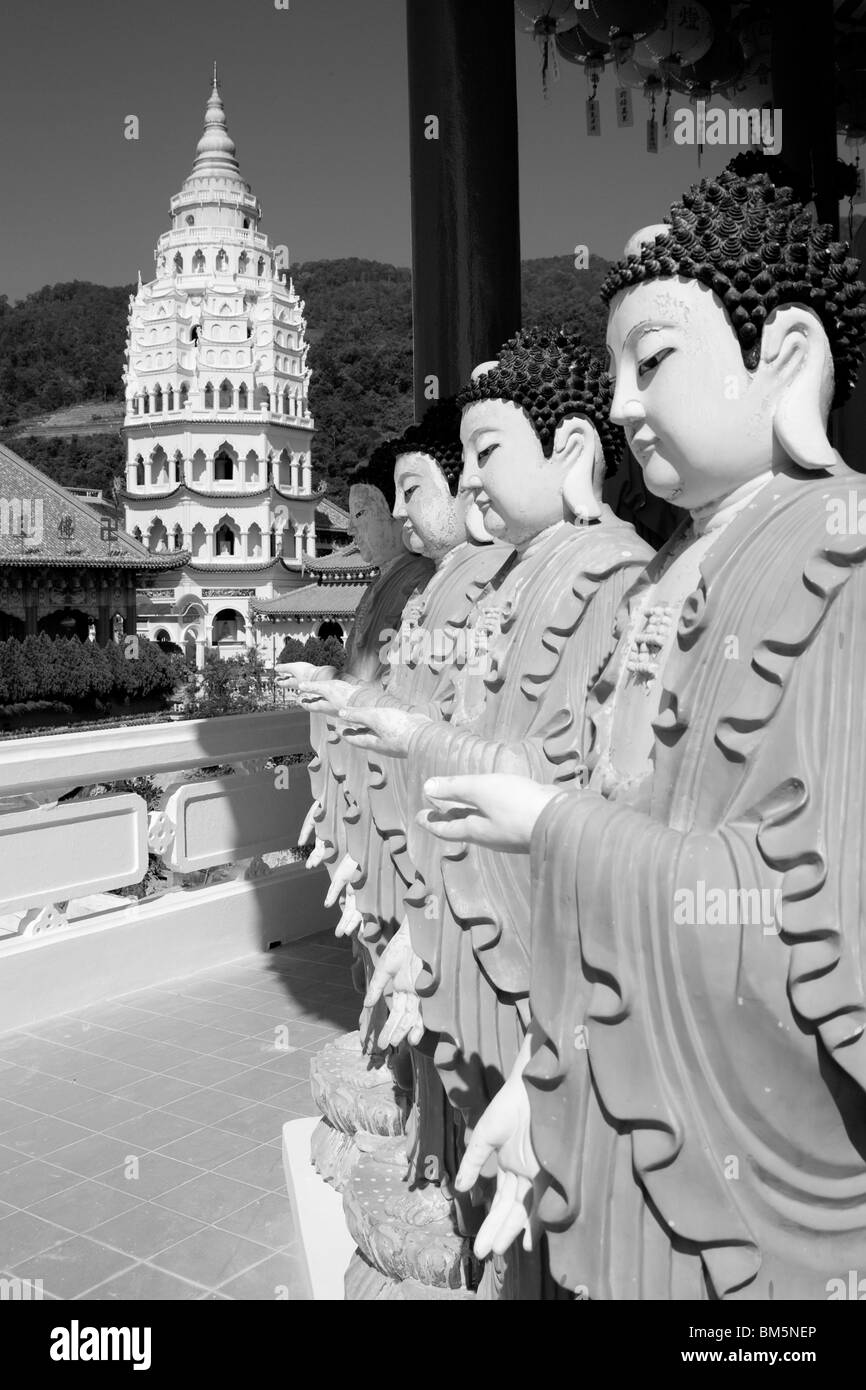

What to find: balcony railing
left=157, top=228, right=271, bottom=253
left=0, top=709, right=331, bottom=1035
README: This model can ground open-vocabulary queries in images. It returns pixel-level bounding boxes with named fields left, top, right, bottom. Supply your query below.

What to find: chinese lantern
left=516, top=0, right=583, bottom=97
left=675, top=32, right=746, bottom=95
left=578, top=0, right=667, bottom=64
left=555, top=24, right=610, bottom=66
left=634, top=1, right=714, bottom=70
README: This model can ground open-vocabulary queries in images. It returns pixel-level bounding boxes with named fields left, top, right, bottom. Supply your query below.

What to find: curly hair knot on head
left=456, top=325, right=623, bottom=477
left=600, top=169, right=866, bottom=407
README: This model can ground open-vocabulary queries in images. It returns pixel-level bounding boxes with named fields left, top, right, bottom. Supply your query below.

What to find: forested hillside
left=1, top=255, right=612, bottom=504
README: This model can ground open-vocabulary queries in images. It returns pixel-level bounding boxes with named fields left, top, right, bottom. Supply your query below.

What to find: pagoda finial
left=190, top=64, right=239, bottom=176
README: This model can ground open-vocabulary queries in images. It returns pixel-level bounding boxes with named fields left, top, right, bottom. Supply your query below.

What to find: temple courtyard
left=0, top=933, right=356, bottom=1299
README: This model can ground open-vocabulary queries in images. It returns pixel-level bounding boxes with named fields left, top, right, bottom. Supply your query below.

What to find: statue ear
left=555, top=416, right=603, bottom=523
left=761, top=306, right=839, bottom=472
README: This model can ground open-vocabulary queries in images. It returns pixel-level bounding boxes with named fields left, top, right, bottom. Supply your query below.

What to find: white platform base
left=282, top=1117, right=355, bottom=1301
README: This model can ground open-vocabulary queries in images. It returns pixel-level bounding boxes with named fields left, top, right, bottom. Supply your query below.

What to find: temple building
left=251, top=541, right=376, bottom=655
left=0, top=443, right=186, bottom=642
left=124, top=68, right=326, bottom=664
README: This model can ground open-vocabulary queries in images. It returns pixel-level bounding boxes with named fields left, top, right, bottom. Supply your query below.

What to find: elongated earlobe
left=561, top=428, right=603, bottom=524
left=768, top=316, right=839, bottom=472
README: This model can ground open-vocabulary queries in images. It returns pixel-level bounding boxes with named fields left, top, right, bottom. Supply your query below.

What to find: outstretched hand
left=364, top=919, right=425, bottom=1048
left=456, top=1044, right=544, bottom=1260
left=417, top=774, right=564, bottom=853
left=294, top=678, right=359, bottom=715
left=338, top=706, right=431, bottom=759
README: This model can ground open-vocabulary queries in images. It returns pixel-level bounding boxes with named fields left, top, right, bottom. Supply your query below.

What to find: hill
left=0, top=255, right=613, bottom=505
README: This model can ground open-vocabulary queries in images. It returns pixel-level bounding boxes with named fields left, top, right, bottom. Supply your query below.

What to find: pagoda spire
left=191, top=65, right=239, bottom=176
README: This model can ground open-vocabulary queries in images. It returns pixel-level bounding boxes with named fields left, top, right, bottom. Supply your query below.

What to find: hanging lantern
left=675, top=32, right=746, bottom=96
left=634, top=1, right=714, bottom=70
left=579, top=1, right=667, bottom=58
left=555, top=24, right=610, bottom=66
left=615, top=55, right=662, bottom=89
left=515, top=1, right=581, bottom=32
left=723, top=61, right=773, bottom=109
left=516, top=1, right=583, bottom=97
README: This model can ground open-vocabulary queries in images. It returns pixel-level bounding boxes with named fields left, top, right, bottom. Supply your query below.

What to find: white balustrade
left=0, top=710, right=331, bottom=1032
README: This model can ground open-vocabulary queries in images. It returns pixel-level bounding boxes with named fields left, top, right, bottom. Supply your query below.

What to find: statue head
left=456, top=327, right=622, bottom=547
left=347, top=441, right=408, bottom=567
left=391, top=399, right=473, bottom=562
left=601, top=169, right=866, bottom=513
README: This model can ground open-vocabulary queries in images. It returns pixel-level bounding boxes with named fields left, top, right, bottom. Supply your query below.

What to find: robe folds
left=403, top=517, right=654, bottom=1131
left=343, top=540, right=508, bottom=936
left=525, top=471, right=866, bottom=1301
left=307, top=550, right=434, bottom=876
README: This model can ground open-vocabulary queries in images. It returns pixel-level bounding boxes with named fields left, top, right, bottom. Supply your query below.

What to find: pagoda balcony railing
left=156, top=227, right=272, bottom=254
left=124, top=409, right=313, bottom=431
left=0, top=709, right=331, bottom=1036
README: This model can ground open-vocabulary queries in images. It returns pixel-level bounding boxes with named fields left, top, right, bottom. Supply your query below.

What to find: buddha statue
left=341, top=328, right=653, bottom=1297
left=418, top=170, right=866, bottom=1301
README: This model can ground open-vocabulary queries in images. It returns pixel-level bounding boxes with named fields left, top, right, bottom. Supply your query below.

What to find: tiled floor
left=0, top=933, right=358, bottom=1300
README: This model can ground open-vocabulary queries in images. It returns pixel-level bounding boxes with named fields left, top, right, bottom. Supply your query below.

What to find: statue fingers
left=455, top=1126, right=496, bottom=1194
left=325, top=854, right=358, bottom=908
left=364, top=961, right=392, bottom=1009
left=416, top=807, right=481, bottom=844
left=299, top=801, right=322, bottom=846
left=473, top=1172, right=519, bottom=1262
left=307, top=837, right=328, bottom=870
left=335, top=904, right=363, bottom=939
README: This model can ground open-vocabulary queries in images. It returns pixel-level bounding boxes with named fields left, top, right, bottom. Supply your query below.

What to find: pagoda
left=123, top=68, right=320, bottom=664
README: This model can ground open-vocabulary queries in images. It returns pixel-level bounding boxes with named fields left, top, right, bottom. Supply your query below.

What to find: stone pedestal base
left=345, top=1251, right=475, bottom=1301
left=342, top=1138, right=473, bottom=1296
left=309, top=1030, right=408, bottom=1192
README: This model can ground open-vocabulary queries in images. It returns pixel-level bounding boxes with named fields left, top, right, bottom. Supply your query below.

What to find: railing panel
left=0, top=794, right=147, bottom=913
left=157, top=768, right=307, bottom=872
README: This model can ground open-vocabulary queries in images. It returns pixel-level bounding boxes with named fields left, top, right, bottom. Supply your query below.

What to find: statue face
left=606, top=277, right=775, bottom=512
left=393, top=451, right=463, bottom=560
left=460, top=400, right=571, bottom=547
left=348, top=483, right=405, bottom=565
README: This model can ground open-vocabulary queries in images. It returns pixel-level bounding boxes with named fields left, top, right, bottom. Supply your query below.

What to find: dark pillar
left=406, top=0, right=521, bottom=419
left=96, top=578, right=111, bottom=645
left=23, top=576, right=38, bottom=636
left=124, top=575, right=138, bottom=639
left=770, top=0, right=838, bottom=234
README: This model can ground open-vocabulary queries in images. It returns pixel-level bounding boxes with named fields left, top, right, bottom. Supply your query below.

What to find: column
left=272, top=455, right=281, bottom=490
left=126, top=460, right=137, bottom=491
left=23, top=577, right=38, bottom=636
left=305, top=525, right=316, bottom=558
left=124, top=577, right=137, bottom=638
left=294, top=526, right=304, bottom=562
left=301, top=458, right=312, bottom=494
left=770, top=0, right=838, bottom=233
left=290, top=457, right=300, bottom=493
left=206, top=454, right=215, bottom=490
left=96, top=579, right=111, bottom=645
left=406, top=0, right=520, bottom=420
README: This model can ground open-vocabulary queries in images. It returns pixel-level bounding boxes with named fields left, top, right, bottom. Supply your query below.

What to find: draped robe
left=525, top=471, right=866, bottom=1300
left=402, top=516, right=654, bottom=1131
left=306, top=550, right=433, bottom=1020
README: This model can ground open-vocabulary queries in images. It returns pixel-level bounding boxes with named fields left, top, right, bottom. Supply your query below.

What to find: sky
left=0, top=0, right=827, bottom=302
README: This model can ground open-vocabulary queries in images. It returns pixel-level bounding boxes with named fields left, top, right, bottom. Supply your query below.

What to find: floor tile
left=87, top=1203, right=204, bottom=1260
left=0, top=1160, right=83, bottom=1209
left=213, top=1143, right=286, bottom=1193
left=149, top=1225, right=271, bottom=1288
left=209, top=1035, right=296, bottom=1065
left=105, top=1110, right=201, bottom=1151
left=216, top=1250, right=307, bottom=1300
left=258, top=1051, right=316, bottom=1082
left=164, top=1057, right=252, bottom=1087
left=113, top=1075, right=199, bottom=1109
left=213, top=1068, right=298, bottom=1104
left=97, top=1153, right=205, bottom=1201
left=215, top=1192, right=296, bottom=1250
left=0, top=1144, right=28, bottom=1175
left=157, top=1128, right=260, bottom=1170
left=152, top=1171, right=265, bottom=1223
left=65, top=1060, right=153, bottom=1095
left=57, top=1093, right=149, bottom=1132
left=215, top=1103, right=289, bottom=1146
left=0, top=1100, right=44, bottom=1135
left=160, top=1089, right=248, bottom=1126
left=11, top=1235, right=135, bottom=1299
left=49, top=1133, right=140, bottom=1180
left=0, top=1210, right=71, bottom=1264
left=83, top=1261, right=206, bottom=1300
left=25, top=1018, right=115, bottom=1049
left=1, top=1114, right=93, bottom=1160
left=29, top=1180, right=143, bottom=1235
